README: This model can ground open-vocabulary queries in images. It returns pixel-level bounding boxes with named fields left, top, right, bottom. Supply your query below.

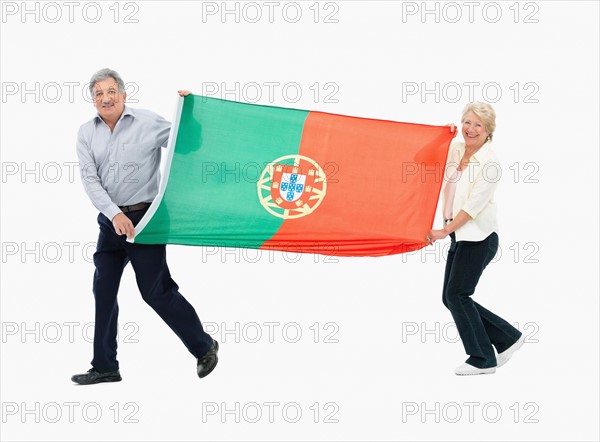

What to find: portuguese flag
left=132, top=95, right=453, bottom=256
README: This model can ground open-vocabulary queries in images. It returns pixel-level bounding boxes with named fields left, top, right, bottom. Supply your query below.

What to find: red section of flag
left=261, top=111, right=453, bottom=257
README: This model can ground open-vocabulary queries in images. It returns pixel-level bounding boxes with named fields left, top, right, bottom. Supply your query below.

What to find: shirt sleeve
left=444, top=143, right=462, bottom=181
left=76, top=127, right=122, bottom=220
left=461, top=162, right=500, bottom=219
left=155, top=113, right=171, bottom=148
left=441, top=143, right=460, bottom=195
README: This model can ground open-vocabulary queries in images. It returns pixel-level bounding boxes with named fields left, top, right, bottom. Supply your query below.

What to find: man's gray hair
left=89, top=68, right=125, bottom=96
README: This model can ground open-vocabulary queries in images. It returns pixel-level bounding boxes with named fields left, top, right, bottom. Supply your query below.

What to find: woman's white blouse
left=442, top=141, right=500, bottom=242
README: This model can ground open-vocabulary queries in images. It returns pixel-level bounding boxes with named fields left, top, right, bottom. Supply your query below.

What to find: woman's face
left=462, top=111, right=489, bottom=149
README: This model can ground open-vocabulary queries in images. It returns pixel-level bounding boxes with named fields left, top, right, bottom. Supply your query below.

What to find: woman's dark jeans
left=442, top=232, right=522, bottom=368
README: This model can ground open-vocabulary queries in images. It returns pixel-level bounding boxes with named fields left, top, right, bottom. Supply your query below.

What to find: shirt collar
left=457, top=140, right=493, bottom=163
left=94, top=105, right=135, bottom=126
left=472, top=141, right=493, bottom=163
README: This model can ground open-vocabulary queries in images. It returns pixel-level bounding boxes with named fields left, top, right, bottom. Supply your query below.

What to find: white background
left=1, top=1, right=598, bottom=441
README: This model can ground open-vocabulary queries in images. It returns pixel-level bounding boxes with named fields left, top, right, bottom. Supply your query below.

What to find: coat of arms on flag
left=258, top=154, right=327, bottom=219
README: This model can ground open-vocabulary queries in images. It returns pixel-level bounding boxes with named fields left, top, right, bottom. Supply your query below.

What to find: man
left=72, top=68, right=218, bottom=385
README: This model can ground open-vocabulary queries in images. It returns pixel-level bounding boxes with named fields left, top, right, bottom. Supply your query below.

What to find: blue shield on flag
left=279, top=173, right=306, bottom=202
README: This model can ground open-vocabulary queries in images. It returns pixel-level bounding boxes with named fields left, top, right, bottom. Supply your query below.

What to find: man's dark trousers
left=91, top=207, right=213, bottom=372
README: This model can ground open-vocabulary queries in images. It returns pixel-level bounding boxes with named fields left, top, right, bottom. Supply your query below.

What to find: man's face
left=93, top=78, right=126, bottom=122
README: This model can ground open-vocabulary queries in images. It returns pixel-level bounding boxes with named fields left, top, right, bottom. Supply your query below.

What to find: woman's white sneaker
left=496, top=335, right=525, bottom=368
left=455, top=363, right=496, bottom=376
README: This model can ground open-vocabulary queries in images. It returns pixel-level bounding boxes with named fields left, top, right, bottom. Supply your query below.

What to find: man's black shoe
left=71, top=368, right=122, bottom=385
left=197, top=340, right=219, bottom=378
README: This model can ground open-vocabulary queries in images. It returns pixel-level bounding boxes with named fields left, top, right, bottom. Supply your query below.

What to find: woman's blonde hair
left=461, top=101, right=496, bottom=141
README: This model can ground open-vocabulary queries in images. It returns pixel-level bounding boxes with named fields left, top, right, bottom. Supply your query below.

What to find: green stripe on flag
left=134, top=95, right=309, bottom=247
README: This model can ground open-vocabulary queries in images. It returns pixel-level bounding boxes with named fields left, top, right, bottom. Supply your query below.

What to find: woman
left=427, top=102, right=524, bottom=375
